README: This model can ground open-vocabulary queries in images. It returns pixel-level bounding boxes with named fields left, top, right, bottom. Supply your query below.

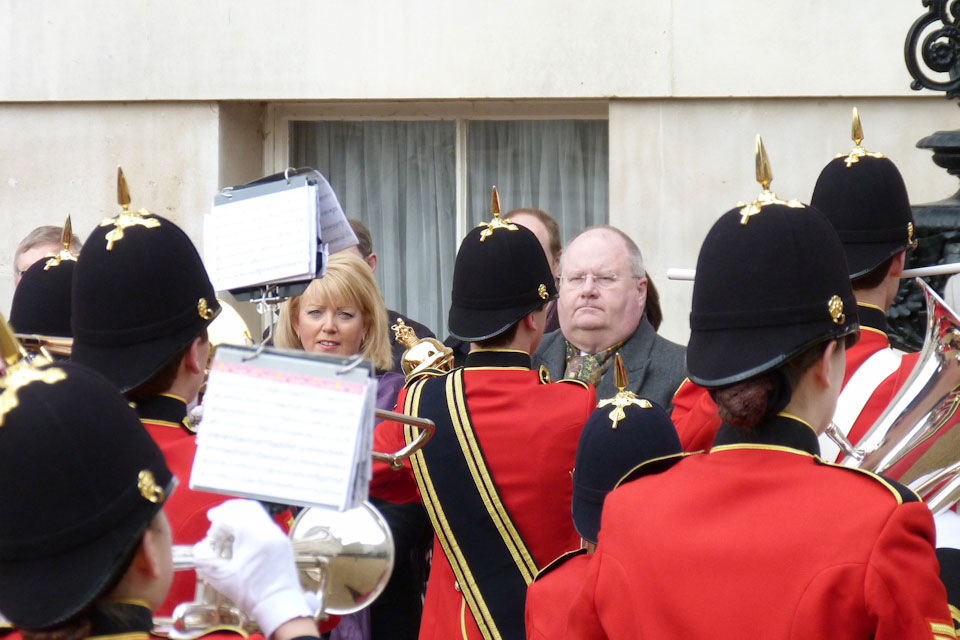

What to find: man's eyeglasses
left=558, top=273, right=637, bottom=289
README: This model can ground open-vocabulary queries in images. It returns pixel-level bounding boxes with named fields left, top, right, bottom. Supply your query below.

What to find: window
left=275, top=103, right=608, bottom=339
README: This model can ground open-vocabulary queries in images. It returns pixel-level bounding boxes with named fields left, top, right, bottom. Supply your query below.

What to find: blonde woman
left=277, top=252, right=393, bottom=369
left=277, top=251, right=430, bottom=640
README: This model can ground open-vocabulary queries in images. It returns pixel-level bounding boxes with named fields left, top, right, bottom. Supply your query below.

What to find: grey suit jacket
left=532, top=317, right=687, bottom=410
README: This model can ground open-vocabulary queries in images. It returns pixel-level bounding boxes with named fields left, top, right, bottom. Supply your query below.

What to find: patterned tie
left=563, top=341, right=622, bottom=386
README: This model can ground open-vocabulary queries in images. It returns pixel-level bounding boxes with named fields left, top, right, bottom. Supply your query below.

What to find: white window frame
left=263, top=100, right=609, bottom=245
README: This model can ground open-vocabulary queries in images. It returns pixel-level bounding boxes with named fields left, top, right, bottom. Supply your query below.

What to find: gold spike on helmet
left=43, top=215, right=79, bottom=271
left=595, top=354, right=652, bottom=429
left=98, top=167, right=161, bottom=251
left=836, top=107, right=885, bottom=168
left=392, top=319, right=454, bottom=380
left=735, top=136, right=804, bottom=225
left=477, top=186, right=519, bottom=242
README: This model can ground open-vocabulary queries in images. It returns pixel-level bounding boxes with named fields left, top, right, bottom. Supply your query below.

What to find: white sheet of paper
left=313, top=172, right=358, bottom=255
left=190, top=348, right=376, bottom=510
left=204, top=184, right=318, bottom=291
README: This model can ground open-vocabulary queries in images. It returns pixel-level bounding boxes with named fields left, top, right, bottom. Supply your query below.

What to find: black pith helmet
left=572, top=356, right=681, bottom=543
left=11, top=259, right=75, bottom=338
left=0, top=361, right=173, bottom=630
left=810, top=108, right=916, bottom=278
left=687, top=137, right=859, bottom=387
left=447, top=187, right=557, bottom=342
left=71, top=169, right=220, bottom=392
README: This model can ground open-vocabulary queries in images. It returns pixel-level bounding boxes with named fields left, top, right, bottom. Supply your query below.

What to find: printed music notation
left=204, top=170, right=359, bottom=292
left=191, top=346, right=376, bottom=510
left=204, top=184, right=318, bottom=292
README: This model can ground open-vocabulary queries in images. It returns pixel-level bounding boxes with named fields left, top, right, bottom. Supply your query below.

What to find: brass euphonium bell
left=826, top=279, right=960, bottom=513
left=157, top=501, right=394, bottom=638
left=392, top=318, right=454, bottom=381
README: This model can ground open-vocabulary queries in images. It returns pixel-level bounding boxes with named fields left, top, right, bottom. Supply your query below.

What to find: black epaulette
left=403, top=367, right=449, bottom=388
left=556, top=377, right=589, bottom=389
left=814, top=459, right=919, bottom=505
left=134, top=395, right=197, bottom=437
left=615, top=451, right=693, bottom=489
left=533, top=548, right=588, bottom=582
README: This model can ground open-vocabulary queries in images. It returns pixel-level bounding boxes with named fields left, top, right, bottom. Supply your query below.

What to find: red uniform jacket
left=671, top=303, right=920, bottom=457
left=669, top=378, right=720, bottom=453
left=371, top=349, right=596, bottom=640
left=524, top=550, right=590, bottom=640
left=568, top=416, right=952, bottom=640
left=135, top=394, right=234, bottom=617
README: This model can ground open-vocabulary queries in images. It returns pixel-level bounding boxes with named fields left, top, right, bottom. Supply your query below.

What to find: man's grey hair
left=561, top=225, right=645, bottom=278
left=14, top=225, right=83, bottom=277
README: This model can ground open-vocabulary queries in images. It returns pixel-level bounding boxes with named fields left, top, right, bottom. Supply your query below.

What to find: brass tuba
left=156, top=501, right=394, bottom=638
left=827, top=279, right=960, bottom=513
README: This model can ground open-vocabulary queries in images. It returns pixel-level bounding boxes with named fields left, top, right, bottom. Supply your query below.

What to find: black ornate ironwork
left=887, top=134, right=960, bottom=351
left=906, top=0, right=960, bottom=100
left=888, top=5, right=960, bottom=349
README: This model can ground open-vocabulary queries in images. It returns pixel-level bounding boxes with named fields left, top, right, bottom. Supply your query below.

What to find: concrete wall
left=610, top=97, right=960, bottom=343
left=0, top=102, right=221, bottom=316
left=0, top=1, right=933, bottom=101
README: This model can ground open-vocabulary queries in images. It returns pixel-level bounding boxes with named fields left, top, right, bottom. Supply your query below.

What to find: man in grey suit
left=533, top=225, right=685, bottom=408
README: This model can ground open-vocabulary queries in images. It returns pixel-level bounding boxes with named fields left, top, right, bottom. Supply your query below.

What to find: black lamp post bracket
left=906, top=0, right=960, bottom=101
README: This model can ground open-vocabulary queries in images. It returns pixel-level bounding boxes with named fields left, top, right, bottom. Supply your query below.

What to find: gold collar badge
left=477, top=186, right=518, bottom=242
left=0, top=314, right=65, bottom=427
left=138, top=470, right=165, bottom=503
left=197, top=298, right=215, bottom=320
left=99, top=167, right=161, bottom=251
left=736, top=136, right=803, bottom=225
left=836, top=107, right=885, bottom=168
left=907, top=222, right=918, bottom=250
left=43, top=215, right=79, bottom=270
left=596, top=354, right=652, bottom=429
left=828, top=295, right=845, bottom=325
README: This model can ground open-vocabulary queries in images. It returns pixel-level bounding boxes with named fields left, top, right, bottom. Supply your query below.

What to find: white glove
left=193, top=499, right=312, bottom=638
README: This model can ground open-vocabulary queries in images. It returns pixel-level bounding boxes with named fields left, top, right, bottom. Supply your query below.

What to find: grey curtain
left=466, top=120, right=608, bottom=246
left=289, top=118, right=608, bottom=340
left=290, top=121, right=457, bottom=338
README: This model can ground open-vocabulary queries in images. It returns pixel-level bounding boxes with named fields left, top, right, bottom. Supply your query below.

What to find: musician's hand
left=193, top=499, right=313, bottom=638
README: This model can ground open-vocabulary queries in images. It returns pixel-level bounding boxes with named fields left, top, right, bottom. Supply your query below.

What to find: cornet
left=156, top=501, right=394, bottom=638
left=14, top=334, right=72, bottom=361
left=826, top=279, right=960, bottom=514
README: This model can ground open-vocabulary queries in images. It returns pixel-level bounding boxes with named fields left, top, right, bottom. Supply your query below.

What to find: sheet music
left=313, top=172, right=358, bottom=255
left=204, top=184, right=318, bottom=292
left=191, top=346, right=376, bottom=510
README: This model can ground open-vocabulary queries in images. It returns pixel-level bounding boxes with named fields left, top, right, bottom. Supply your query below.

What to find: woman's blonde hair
left=276, top=251, right=393, bottom=371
